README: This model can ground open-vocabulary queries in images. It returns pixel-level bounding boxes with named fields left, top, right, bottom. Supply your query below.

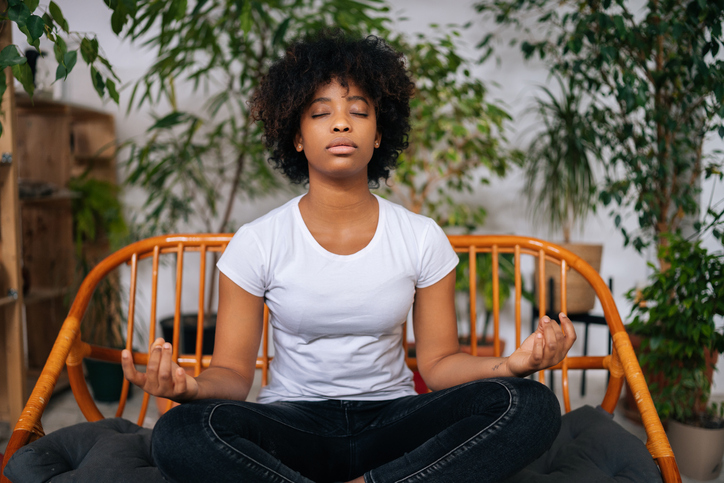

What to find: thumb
left=121, top=349, right=145, bottom=386
left=530, top=333, right=545, bottom=366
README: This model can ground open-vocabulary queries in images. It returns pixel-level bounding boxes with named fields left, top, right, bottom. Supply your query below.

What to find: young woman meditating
left=121, top=31, right=576, bottom=483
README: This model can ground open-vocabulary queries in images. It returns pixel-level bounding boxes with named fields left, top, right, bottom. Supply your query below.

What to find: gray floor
left=1, top=370, right=721, bottom=482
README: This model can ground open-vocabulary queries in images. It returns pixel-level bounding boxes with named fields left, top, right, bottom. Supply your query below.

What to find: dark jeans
left=151, top=377, right=561, bottom=483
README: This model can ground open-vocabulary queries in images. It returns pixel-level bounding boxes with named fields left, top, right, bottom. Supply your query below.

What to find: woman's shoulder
left=235, top=195, right=302, bottom=234
left=376, top=195, right=442, bottom=234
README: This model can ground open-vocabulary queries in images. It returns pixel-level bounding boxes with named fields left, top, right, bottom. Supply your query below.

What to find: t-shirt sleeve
left=416, top=220, right=459, bottom=288
left=216, top=226, right=267, bottom=297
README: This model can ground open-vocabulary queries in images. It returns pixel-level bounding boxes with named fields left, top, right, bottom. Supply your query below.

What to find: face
left=295, top=79, right=381, bottom=184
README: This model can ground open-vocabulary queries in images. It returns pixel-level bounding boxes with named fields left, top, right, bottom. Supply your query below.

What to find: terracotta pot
left=668, top=419, right=724, bottom=480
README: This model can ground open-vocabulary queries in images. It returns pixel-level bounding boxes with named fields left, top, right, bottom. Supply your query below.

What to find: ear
left=375, top=131, right=382, bottom=148
left=294, top=132, right=303, bottom=152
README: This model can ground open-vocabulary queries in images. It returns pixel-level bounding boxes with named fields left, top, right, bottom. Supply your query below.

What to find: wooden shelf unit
left=14, top=94, right=118, bottom=372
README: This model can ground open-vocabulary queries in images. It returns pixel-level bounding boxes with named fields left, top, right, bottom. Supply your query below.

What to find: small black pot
left=85, top=359, right=132, bottom=402
left=160, top=313, right=216, bottom=355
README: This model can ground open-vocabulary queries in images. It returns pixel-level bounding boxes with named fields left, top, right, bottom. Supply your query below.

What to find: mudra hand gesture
left=121, top=338, right=199, bottom=402
left=506, top=313, right=577, bottom=378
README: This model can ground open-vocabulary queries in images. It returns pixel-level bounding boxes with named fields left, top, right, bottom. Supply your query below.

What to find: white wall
left=19, top=1, right=724, bottom=390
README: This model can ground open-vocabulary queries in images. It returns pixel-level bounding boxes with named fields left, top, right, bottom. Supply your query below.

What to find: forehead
left=309, top=78, right=370, bottom=102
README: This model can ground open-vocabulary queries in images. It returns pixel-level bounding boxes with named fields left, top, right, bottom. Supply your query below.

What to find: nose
left=331, top=112, right=351, bottom=132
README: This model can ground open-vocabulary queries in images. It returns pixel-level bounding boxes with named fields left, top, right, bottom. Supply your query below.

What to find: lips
left=326, top=137, right=357, bottom=155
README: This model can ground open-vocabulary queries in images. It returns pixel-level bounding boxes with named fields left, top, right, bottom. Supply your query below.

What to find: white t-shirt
left=217, top=194, right=459, bottom=403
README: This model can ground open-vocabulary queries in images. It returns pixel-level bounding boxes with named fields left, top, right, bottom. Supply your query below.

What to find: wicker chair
left=1, top=234, right=681, bottom=482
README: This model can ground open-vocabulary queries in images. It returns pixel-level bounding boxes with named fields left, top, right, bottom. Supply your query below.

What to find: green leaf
left=110, top=8, right=126, bottom=35
left=106, top=78, right=120, bottom=103
left=80, top=38, right=99, bottom=64
left=90, top=66, right=105, bottom=97
left=42, top=12, right=54, bottom=29
left=272, top=17, right=291, bottom=46
left=121, top=0, right=137, bottom=15
left=12, top=62, right=34, bottom=97
left=25, top=15, right=44, bottom=43
left=8, top=3, right=31, bottom=28
left=0, top=45, right=27, bottom=70
left=55, top=62, right=67, bottom=81
left=239, top=1, right=252, bottom=34
left=24, top=0, right=40, bottom=13
left=48, top=1, right=69, bottom=32
left=149, top=111, right=188, bottom=130
left=169, top=0, right=186, bottom=20
left=63, top=50, right=77, bottom=74
left=53, top=34, right=67, bottom=64
left=19, top=26, right=40, bottom=51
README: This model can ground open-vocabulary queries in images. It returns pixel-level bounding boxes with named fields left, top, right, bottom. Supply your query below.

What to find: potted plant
left=520, top=73, right=603, bottom=314
left=626, top=232, right=724, bottom=480
left=69, top=174, right=130, bottom=402
left=475, top=0, right=724, bottom=263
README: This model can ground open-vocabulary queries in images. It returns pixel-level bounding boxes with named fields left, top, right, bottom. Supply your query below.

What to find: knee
left=510, top=378, right=561, bottom=442
left=151, top=401, right=208, bottom=469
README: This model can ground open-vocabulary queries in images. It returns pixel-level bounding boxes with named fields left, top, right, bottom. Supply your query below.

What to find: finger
left=121, top=350, right=145, bottom=386
left=146, top=343, right=163, bottom=383
left=559, top=313, right=578, bottom=348
left=150, top=337, right=165, bottom=349
left=531, top=333, right=545, bottom=366
left=541, top=316, right=559, bottom=354
left=157, top=343, right=174, bottom=389
left=173, top=367, right=187, bottom=396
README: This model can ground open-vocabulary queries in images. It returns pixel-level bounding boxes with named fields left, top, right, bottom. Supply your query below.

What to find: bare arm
left=412, top=270, right=577, bottom=391
left=122, top=273, right=264, bottom=402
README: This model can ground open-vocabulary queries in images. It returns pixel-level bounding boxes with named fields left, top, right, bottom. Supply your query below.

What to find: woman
left=122, top=31, right=576, bottom=483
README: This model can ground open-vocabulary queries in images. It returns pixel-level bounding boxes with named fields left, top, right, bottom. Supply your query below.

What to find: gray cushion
left=505, top=405, right=663, bottom=482
left=4, top=405, right=662, bottom=482
left=3, top=417, right=164, bottom=483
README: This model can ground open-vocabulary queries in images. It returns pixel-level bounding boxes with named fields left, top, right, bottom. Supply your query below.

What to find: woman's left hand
left=506, top=313, right=577, bottom=377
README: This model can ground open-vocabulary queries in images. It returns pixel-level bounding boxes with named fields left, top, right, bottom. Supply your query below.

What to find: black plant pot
left=85, top=359, right=132, bottom=403
left=160, top=313, right=216, bottom=355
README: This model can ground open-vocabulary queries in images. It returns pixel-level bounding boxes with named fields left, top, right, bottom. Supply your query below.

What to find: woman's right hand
left=121, top=338, right=199, bottom=402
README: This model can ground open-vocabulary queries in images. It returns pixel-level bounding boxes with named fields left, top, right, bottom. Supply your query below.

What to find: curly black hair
left=251, top=30, right=415, bottom=187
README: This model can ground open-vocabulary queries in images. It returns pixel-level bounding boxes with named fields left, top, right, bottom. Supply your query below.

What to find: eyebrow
left=310, top=95, right=370, bottom=106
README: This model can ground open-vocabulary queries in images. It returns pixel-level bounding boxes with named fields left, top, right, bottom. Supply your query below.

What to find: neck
left=301, top=175, right=377, bottom=227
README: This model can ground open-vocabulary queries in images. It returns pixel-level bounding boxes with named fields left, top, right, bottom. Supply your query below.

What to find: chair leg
left=581, top=321, right=590, bottom=397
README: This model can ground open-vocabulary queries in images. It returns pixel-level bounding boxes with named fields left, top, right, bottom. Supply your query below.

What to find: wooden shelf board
left=19, top=189, right=77, bottom=203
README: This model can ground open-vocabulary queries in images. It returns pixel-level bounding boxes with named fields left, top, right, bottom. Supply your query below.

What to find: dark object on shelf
left=18, top=179, right=56, bottom=199
left=160, top=313, right=216, bottom=355
left=532, top=277, right=613, bottom=396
